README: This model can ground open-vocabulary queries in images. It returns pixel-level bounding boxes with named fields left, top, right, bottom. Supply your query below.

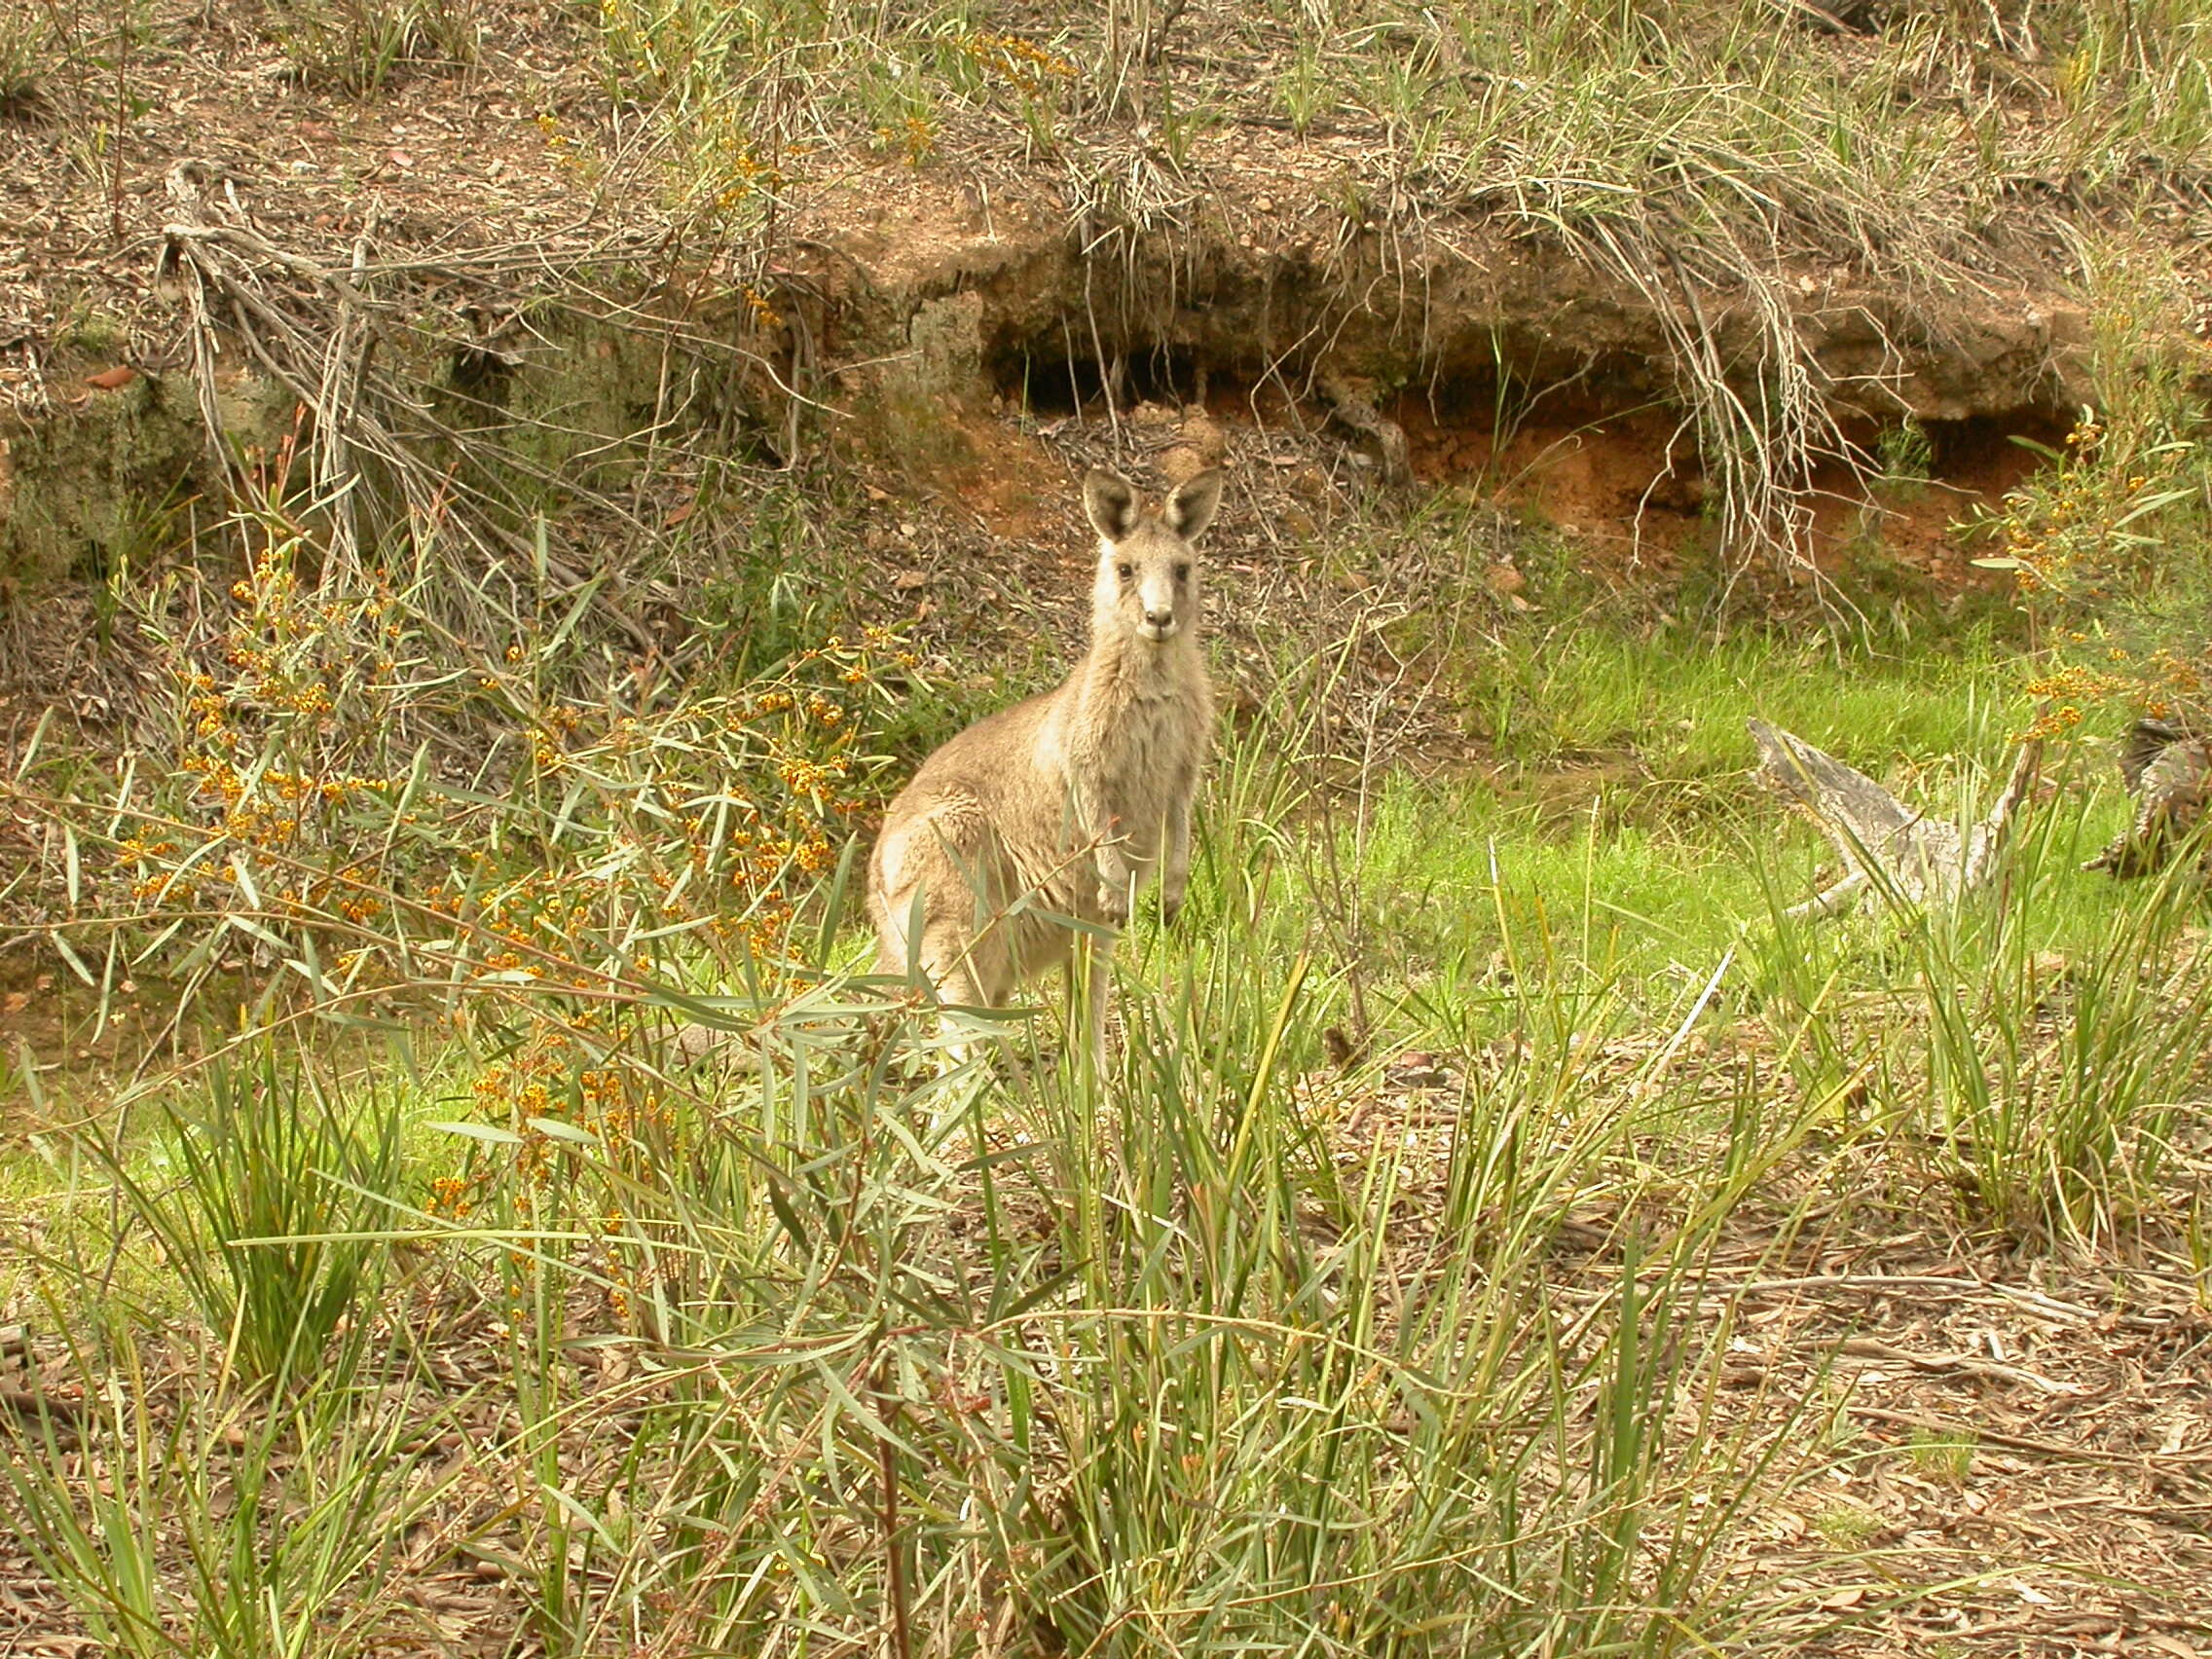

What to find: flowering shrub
left=954, top=28, right=1078, bottom=97
left=117, top=464, right=410, bottom=930
left=73, top=432, right=915, bottom=1034
left=1971, top=406, right=2208, bottom=738
left=37, top=450, right=923, bottom=1331
left=1972, top=411, right=2195, bottom=604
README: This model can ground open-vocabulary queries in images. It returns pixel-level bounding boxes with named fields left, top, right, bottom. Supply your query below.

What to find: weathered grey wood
left=1750, top=719, right=2041, bottom=920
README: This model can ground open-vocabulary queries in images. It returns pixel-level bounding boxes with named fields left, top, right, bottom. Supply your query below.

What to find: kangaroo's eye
left=1117, top=563, right=1134, bottom=581
left=1174, top=563, right=1191, bottom=582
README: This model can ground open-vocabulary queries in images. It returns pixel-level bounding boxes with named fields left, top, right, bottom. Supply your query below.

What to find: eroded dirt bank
left=2, top=148, right=2104, bottom=611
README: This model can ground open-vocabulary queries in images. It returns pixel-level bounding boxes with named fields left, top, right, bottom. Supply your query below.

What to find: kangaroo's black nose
left=1145, top=608, right=1174, bottom=629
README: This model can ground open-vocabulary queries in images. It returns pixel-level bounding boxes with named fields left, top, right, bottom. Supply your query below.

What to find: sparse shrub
left=0, top=9, right=51, bottom=121
left=1966, top=257, right=2212, bottom=741
left=592, top=0, right=1077, bottom=228
left=1811, top=1502, right=1881, bottom=1548
left=1908, top=1424, right=1976, bottom=1483
left=269, top=0, right=484, bottom=93
left=1273, top=42, right=1325, bottom=133
left=45, top=425, right=905, bottom=1031
left=1973, top=409, right=2196, bottom=612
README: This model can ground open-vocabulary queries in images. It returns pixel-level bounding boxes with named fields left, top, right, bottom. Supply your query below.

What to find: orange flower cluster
left=446, top=1020, right=682, bottom=1323
left=959, top=29, right=1078, bottom=96
left=1980, top=411, right=2173, bottom=605
left=2024, top=663, right=2125, bottom=703
left=1975, top=408, right=2207, bottom=732
left=530, top=704, right=587, bottom=774
left=2024, top=704, right=2084, bottom=741
left=874, top=116, right=936, bottom=166
left=711, top=136, right=788, bottom=208
left=742, top=285, right=784, bottom=331
left=435, top=866, right=602, bottom=980
left=2021, top=654, right=2137, bottom=740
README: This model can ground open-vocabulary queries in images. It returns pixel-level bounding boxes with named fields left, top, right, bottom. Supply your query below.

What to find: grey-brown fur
left=867, top=466, right=1225, bottom=1066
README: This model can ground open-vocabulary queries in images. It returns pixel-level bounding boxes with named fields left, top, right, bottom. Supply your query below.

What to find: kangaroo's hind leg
left=876, top=887, right=987, bottom=1070
left=1068, top=928, right=1115, bottom=1084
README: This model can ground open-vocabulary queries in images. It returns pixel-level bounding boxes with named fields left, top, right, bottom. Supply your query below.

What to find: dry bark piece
left=1, top=1384, right=84, bottom=1424
left=1750, top=719, right=2041, bottom=920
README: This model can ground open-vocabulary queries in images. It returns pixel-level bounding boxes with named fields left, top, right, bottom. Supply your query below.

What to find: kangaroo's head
left=1082, top=467, right=1224, bottom=647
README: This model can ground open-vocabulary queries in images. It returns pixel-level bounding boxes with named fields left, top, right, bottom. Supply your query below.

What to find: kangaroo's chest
left=1081, top=694, right=1205, bottom=855
left=1098, top=697, right=1199, bottom=783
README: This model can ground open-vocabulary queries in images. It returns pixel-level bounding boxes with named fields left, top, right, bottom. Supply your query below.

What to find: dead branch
left=2083, top=718, right=2212, bottom=880
left=1750, top=719, right=2042, bottom=920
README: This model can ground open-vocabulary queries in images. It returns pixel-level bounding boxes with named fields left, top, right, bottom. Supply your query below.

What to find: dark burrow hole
left=985, top=330, right=2071, bottom=511
left=68, top=540, right=111, bottom=583
left=0, top=78, right=48, bottom=125
left=449, top=342, right=517, bottom=401
left=1824, top=407, right=2072, bottom=498
left=1916, top=410, right=2074, bottom=484
left=1402, top=363, right=1678, bottom=429
left=990, top=343, right=1229, bottom=418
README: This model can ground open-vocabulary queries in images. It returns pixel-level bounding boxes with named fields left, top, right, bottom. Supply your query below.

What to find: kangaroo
left=868, top=466, right=1225, bottom=1070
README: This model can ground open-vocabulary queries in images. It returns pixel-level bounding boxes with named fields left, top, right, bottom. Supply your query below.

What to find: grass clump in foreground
left=0, top=745, right=1832, bottom=1654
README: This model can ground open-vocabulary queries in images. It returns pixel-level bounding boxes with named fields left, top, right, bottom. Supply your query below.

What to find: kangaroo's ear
left=1083, top=469, right=1141, bottom=542
left=1163, top=469, right=1224, bottom=541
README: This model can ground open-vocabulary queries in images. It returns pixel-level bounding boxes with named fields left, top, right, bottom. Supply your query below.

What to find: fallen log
left=1749, top=719, right=2042, bottom=921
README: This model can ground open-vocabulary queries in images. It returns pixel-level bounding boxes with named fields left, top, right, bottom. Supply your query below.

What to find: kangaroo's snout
left=1141, top=607, right=1177, bottom=639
